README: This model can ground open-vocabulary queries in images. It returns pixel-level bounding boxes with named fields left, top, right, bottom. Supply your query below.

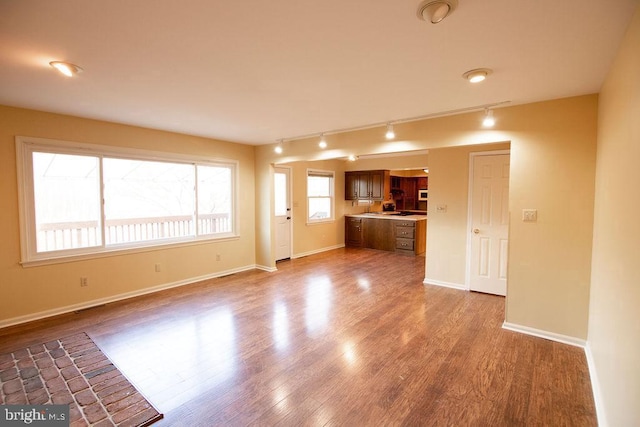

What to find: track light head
left=319, top=134, right=327, bottom=149
left=385, top=123, right=395, bottom=140
left=482, top=109, right=495, bottom=127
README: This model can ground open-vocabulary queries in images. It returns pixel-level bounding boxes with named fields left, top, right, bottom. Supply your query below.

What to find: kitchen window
left=307, top=169, right=334, bottom=223
left=16, top=136, right=238, bottom=265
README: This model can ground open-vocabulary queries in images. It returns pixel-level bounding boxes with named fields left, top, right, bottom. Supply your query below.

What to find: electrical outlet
left=522, top=209, right=538, bottom=222
left=155, top=263, right=161, bottom=272
left=436, top=204, right=448, bottom=213
left=80, top=277, right=88, bottom=287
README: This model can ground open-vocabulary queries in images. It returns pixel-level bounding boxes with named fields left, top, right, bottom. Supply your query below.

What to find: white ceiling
left=0, top=0, right=637, bottom=145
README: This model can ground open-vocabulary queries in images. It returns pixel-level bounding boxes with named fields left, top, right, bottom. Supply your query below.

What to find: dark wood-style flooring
left=0, top=248, right=596, bottom=426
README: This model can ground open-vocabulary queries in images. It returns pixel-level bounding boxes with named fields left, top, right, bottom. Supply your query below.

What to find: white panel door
left=274, top=167, right=291, bottom=261
left=469, top=154, right=510, bottom=296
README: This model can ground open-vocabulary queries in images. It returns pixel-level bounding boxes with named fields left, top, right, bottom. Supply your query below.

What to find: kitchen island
left=345, top=213, right=427, bottom=256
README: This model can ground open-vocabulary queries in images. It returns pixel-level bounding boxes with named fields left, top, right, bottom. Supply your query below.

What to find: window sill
left=306, top=219, right=335, bottom=226
left=20, top=234, right=240, bottom=268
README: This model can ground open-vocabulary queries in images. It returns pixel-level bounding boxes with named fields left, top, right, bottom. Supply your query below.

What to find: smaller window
left=307, top=169, right=334, bottom=223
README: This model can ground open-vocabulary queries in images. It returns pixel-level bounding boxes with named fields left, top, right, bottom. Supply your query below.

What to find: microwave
left=418, top=189, right=428, bottom=201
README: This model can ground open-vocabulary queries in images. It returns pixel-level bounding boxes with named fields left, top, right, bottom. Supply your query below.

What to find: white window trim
left=306, top=168, right=335, bottom=225
left=15, top=135, right=240, bottom=267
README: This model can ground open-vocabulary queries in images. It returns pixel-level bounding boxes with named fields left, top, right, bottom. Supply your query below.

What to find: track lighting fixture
left=348, top=155, right=358, bottom=162
left=482, top=109, right=495, bottom=127
left=385, top=123, right=395, bottom=140
left=49, top=61, right=83, bottom=77
left=274, top=100, right=510, bottom=149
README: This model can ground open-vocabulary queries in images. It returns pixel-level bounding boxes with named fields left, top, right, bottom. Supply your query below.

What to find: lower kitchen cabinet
left=363, top=218, right=395, bottom=251
left=345, top=215, right=426, bottom=256
left=345, top=217, right=363, bottom=247
left=393, top=219, right=426, bottom=256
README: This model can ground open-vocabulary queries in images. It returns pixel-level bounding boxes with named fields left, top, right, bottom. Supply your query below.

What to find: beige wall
left=0, top=106, right=256, bottom=325
left=256, top=95, right=598, bottom=341
left=345, top=151, right=429, bottom=172
left=505, top=98, right=597, bottom=339
left=588, top=5, right=640, bottom=426
left=425, top=143, right=510, bottom=287
left=281, top=159, right=347, bottom=256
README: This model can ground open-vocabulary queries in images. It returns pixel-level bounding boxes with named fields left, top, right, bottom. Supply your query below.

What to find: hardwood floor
left=0, top=248, right=596, bottom=426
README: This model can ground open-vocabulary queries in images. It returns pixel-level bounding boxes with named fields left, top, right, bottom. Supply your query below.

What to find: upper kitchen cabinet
left=345, top=170, right=390, bottom=201
left=417, top=176, right=428, bottom=190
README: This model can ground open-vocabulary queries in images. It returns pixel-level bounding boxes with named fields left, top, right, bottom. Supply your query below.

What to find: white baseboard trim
left=502, top=322, right=586, bottom=348
left=255, top=264, right=277, bottom=272
left=423, top=278, right=467, bottom=291
left=292, top=244, right=345, bottom=259
left=0, top=264, right=257, bottom=330
left=585, top=342, right=608, bottom=427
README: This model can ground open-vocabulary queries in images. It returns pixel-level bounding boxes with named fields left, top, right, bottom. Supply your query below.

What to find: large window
left=307, top=169, right=334, bottom=223
left=17, top=136, right=237, bottom=264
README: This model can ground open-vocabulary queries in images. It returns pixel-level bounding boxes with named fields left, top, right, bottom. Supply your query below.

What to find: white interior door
left=469, top=153, right=510, bottom=296
left=274, top=167, right=291, bottom=261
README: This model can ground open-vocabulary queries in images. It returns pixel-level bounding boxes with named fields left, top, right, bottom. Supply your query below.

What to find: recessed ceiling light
left=417, top=0, right=458, bottom=24
left=49, top=61, right=83, bottom=77
left=463, top=68, right=493, bottom=83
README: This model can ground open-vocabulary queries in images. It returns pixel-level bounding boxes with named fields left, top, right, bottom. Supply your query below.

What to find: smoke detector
left=417, top=0, right=458, bottom=24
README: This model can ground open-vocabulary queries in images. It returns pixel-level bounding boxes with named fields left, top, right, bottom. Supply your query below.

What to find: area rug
left=0, top=332, right=163, bottom=426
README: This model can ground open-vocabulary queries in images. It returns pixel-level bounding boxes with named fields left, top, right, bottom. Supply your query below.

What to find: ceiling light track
left=276, top=100, right=510, bottom=144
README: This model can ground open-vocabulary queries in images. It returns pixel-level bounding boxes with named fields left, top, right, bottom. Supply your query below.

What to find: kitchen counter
left=345, top=214, right=427, bottom=255
left=346, top=213, right=427, bottom=221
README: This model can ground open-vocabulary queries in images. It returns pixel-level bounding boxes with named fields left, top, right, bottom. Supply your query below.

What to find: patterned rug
left=0, top=332, right=162, bottom=426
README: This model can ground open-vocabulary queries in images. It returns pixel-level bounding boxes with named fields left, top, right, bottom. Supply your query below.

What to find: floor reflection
left=272, top=301, right=289, bottom=351
left=342, top=340, right=357, bottom=368
left=357, top=277, right=371, bottom=292
left=304, top=275, right=333, bottom=335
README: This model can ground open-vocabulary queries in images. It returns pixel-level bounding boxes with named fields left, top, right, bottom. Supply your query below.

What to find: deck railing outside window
left=37, top=213, right=230, bottom=252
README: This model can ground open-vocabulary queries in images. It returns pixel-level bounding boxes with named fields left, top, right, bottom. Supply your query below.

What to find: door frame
left=274, top=165, right=293, bottom=262
left=464, top=149, right=511, bottom=291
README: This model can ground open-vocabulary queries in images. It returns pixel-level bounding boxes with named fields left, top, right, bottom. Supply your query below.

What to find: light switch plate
left=522, top=209, right=537, bottom=222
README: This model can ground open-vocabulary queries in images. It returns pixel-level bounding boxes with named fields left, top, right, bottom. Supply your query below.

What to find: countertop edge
left=345, top=214, right=427, bottom=221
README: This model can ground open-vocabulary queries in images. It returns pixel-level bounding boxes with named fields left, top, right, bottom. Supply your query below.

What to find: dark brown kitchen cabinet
left=418, top=176, right=428, bottom=190
left=345, top=217, right=363, bottom=247
left=394, top=219, right=426, bottom=256
left=345, top=215, right=427, bottom=256
left=345, top=170, right=390, bottom=201
left=362, top=218, right=395, bottom=251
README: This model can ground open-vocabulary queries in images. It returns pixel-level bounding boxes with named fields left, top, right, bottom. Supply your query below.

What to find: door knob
left=287, top=217, right=291, bottom=220
left=473, top=228, right=480, bottom=234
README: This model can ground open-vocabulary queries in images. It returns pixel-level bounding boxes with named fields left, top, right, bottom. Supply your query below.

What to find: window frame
left=306, top=169, right=335, bottom=224
left=16, top=136, right=239, bottom=266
